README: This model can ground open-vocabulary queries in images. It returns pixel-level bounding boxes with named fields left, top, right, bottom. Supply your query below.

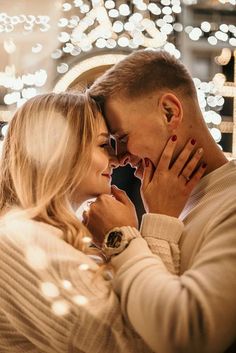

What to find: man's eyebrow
left=108, top=126, right=124, bottom=136
left=111, top=130, right=127, bottom=138
left=109, top=128, right=117, bottom=135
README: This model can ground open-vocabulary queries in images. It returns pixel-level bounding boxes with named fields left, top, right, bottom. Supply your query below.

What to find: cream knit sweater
left=111, top=161, right=236, bottom=353
left=0, top=209, right=183, bottom=353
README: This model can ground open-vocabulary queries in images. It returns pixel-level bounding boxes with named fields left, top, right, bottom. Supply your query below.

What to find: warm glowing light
left=73, top=295, right=88, bottom=306
left=211, top=128, right=222, bottom=142
left=82, top=236, right=92, bottom=244
left=51, top=300, right=70, bottom=316
left=1, top=0, right=235, bottom=155
left=79, top=263, right=90, bottom=271
left=62, top=280, right=73, bottom=290
left=215, top=48, right=232, bottom=65
left=41, top=282, right=60, bottom=298
left=118, top=4, right=130, bottom=16
left=208, top=36, right=218, bottom=45
left=201, top=21, right=211, bottom=32
left=25, top=245, right=48, bottom=270
left=57, top=63, right=69, bottom=74
left=53, top=54, right=126, bottom=92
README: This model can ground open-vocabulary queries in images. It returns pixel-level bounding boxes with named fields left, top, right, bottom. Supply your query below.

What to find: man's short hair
left=89, top=49, right=197, bottom=105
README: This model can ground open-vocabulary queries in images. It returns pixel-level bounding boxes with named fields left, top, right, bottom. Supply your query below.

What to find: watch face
left=107, top=231, right=123, bottom=248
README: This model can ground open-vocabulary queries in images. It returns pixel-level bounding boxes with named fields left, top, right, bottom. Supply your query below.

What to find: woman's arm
left=0, top=216, right=152, bottom=353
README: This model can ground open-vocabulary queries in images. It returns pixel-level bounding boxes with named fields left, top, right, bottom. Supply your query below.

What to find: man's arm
left=140, top=213, right=183, bottom=274
left=111, top=211, right=236, bottom=353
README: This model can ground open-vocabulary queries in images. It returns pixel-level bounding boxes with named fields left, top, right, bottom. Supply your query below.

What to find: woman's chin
left=87, top=186, right=112, bottom=199
left=99, top=185, right=112, bottom=196
left=101, top=185, right=112, bottom=195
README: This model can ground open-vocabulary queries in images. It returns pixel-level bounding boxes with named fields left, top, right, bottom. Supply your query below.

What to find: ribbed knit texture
left=141, top=214, right=183, bottom=274
left=0, top=213, right=154, bottom=353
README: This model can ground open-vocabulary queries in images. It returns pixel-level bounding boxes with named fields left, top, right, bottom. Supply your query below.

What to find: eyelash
left=100, top=141, right=110, bottom=148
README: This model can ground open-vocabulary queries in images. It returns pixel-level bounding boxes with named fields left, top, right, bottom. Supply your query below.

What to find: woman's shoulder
left=0, top=209, right=98, bottom=270
left=0, top=208, right=62, bottom=245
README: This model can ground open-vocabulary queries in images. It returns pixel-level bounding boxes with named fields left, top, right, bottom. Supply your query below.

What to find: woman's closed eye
left=99, top=138, right=111, bottom=148
left=100, top=142, right=110, bottom=148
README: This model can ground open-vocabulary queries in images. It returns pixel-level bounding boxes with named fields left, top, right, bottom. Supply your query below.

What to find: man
left=86, top=50, right=236, bottom=353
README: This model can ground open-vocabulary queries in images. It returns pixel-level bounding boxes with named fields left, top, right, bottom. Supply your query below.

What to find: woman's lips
left=102, top=173, right=111, bottom=179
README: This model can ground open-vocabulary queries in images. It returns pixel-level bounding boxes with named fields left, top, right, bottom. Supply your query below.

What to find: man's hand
left=83, top=186, right=138, bottom=247
left=141, top=136, right=206, bottom=218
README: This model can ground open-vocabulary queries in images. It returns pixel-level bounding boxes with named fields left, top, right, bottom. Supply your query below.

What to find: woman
left=0, top=92, right=204, bottom=353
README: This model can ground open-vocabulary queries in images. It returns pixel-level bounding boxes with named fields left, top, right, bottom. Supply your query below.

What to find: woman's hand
left=83, top=186, right=138, bottom=247
left=141, top=136, right=206, bottom=218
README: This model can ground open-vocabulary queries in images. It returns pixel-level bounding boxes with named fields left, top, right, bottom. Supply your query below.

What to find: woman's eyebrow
left=97, top=132, right=110, bottom=138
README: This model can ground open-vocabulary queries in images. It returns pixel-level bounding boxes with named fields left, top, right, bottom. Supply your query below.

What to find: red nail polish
left=171, top=135, right=177, bottom=142
left=191, top=139, right=196, bottom=145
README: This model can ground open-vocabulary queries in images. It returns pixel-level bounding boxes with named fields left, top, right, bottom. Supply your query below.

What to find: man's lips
left=132, top=159, right=142, bottom=170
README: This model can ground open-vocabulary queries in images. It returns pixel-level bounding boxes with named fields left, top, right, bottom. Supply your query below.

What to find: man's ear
left=159, top=93, right=183, bottom=131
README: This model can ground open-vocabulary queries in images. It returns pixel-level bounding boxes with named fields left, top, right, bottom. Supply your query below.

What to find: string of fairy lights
left=0, top=0, right=236, bottom=150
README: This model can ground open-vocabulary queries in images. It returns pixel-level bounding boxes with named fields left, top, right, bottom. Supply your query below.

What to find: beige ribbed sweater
left=0, top=209, right=183, bottom=353
left=111, top=161, right=236, bottom=353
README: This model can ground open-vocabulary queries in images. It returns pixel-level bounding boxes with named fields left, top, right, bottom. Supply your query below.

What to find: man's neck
left=190, top=124, right=228, bottom=176
left=181, top=99, right=228, bottom=175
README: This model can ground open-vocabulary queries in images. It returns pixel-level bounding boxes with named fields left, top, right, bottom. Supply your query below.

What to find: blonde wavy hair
left=0, top=92, right=103, bottom=252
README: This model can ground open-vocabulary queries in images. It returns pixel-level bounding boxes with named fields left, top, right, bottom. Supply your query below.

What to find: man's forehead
left=104, top=96, right=126, bottom=113
left=104, top=102, right=126, bottom=134
left=111, top=129, right=125, bottom=137
left=106, top=122, right=124, bottom=136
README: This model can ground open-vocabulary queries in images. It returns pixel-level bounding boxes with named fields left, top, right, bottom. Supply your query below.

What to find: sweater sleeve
left=111, top=207, right=236, bottom=353
left=140, top=213, right=183, bottom=274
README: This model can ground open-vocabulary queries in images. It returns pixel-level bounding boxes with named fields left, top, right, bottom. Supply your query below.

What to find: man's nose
left=116, top=141, right=130, bottom=166
left=118, top=153, right=130, bottom=166
left=107, top=145, right=119, bottom=169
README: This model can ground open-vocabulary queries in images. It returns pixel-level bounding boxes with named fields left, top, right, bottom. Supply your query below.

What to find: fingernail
left=198, top=147, right=203, bottom=154
left=202, top=162, right=207, bottom=168
left=145, top=158, right=149, bottom=167
left=171, top=135, right=177, bottom=142
left=191, top=138, right=196, bottom=145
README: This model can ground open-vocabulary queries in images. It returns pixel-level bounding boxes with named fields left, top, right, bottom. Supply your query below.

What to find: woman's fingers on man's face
left=180, top=147, right=204, bottom=180
left=156, top=135, right=178, bottom=171
left=171, top=138, right=203, bottom=177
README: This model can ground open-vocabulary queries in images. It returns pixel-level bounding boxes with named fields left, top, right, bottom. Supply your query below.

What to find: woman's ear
left=159, top=93, right=183, bottom=131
